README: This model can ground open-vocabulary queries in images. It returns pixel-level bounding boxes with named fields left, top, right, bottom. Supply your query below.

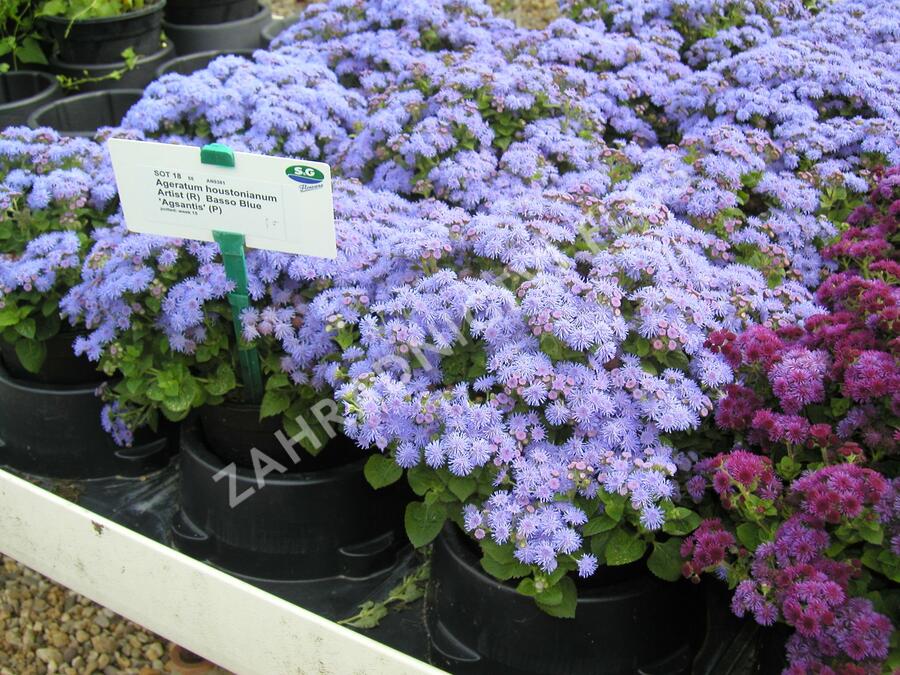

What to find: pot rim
left=162, top=3, right=268, bottom=30
left=438, top=522, right=660, bottom=604
left=40, top=0, right=166, bottom=26
left=155, top=48, right=256, bottom=77
left=0, top=356, right=106, bottom=394
left=0, top=71, right=59, bottom=111
left=182, top=424, right=368, bottom=485
left=27, top=88, right=145, bottom=137
left=48, top=40, right=173, bottom=69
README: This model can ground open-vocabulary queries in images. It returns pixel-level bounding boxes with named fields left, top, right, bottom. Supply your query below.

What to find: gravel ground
left=264, top=0, right=559, bottom=27
left=0, top=556, right=172, bottom=675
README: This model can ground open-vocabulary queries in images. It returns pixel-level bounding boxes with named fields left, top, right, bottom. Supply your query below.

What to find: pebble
left=0, top=556, right=175, bottom=674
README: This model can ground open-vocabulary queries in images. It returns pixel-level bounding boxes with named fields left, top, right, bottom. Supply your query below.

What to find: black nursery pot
left=172, top=409, right=404, bottom=581
left=164, top=0, right=259, bottom=25
left=28, top=89, right=143, bottom=137
left=41, top=1, right=166, bottom=65
left=0, top=360, right=176, bottom=479
left=261, top=15, right=299, bottom=46
left=0, top=331, right=100, bottom=386
left=49, top=42, right=175, bottom=93
left=163, top=4, right=270, bottom=55
left=0, top=71, right=61, bottom=128
left=155, top=48, right=255, bottom=78
left=428, top=525, right=703, bottom=675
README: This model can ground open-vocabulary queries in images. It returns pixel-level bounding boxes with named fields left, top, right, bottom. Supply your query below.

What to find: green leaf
left=736, top=523, right=763, bottom=551
left=480, top=539, right=515, bottom=565
left=777, top=455, right=801, bottom=480
left=335, top=326, right=357, bottom=350
left=647, top=538, right=683, bottom=582
left=583, top=514, right=618, bottom=535
left=259, top=389, right=291, bottom=419
left=13, top=318, right=36, bottom=339
left=857, top=521, right=883, bottom=546
left=830, top=397, right=851, bottom=418
left=205, top=363, right=236, bottom=397
left=534, top=584, right=563, bottom=607
left=662, top=507, right=701, bottom=536
left=15, top=37, right=47, bottom=65
left=265, top=372, right=290, bottom=390
left=481, top=555, right=527, bottom=581
left=406, top=466, right=444, bottom=496
left=404, top=501, right=447, bottom=548
left=37, top=0, right=67, bottom=16
left=0, top=305, right=21, bottom=328
left=516, top=577, right=537, bottom=597
left=599, top=491, right=626, bottom=522
left=446, top=475, right=476, bottom=502
left=604, top=528, right=647, bottom=566
left=14, top=340, right=46, bottom=374
left=363, top=454, right=402, bottom=489
left=536, top=576, right=576, bottom=619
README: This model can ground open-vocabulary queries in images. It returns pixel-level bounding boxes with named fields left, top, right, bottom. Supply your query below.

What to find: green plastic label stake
left=201, top=143, right=264, bottom=403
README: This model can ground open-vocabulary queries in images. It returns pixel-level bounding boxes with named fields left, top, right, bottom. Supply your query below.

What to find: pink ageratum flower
left=715, top=383, right=762, bottom=431
left=680, top=518, right=736, bottom=581
left=769, top=347, right=829, bottom=414
left=703, top=449, right=782, bottom=510
left=843, top=350, right=899, bottom=403
left=791, top=464, right=890, bottom=526
left=734, top=325, right=784, bottom=370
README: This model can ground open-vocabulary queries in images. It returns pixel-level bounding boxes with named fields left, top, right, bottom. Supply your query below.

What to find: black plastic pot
left=28, top=89, right=143, bottom=137
left=197, top=402, right=367, bottom=471
left=692, top=582, right=790, bottom=674
left=261, top=14, right=299, bottom=46
left=155, top=48, right=255, bottom=78
left=0, top=361, right=176, bottom=479
left=49, top=42, right=174, bottom=93
left=165, top=0, right=258, bottom=25
left=0, top=71, right=61, bottom=128
left=172, top=422, right=405, bottom=580
left=428, top=525, right=703, bottom=675
left=163, top=4, right=270, bottom=55
left=0, top=331, right=100, bottom=386
left=40, top=1, right=166, bottom=65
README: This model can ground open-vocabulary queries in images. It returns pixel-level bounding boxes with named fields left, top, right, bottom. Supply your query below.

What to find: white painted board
left=0, top=469, right=442, bottom=675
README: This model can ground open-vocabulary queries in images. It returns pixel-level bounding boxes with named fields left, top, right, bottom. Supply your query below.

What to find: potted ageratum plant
left=37, top=0, right=165, bottom=65
left=682, top=168, right=899, bottom=674
left=61, top=170, right=448, bottom=582
left=0, top=128, right=174, bottom=478
left=338, top=153, right=822, bottom=673
left=37, top=0, right=173, bottom=92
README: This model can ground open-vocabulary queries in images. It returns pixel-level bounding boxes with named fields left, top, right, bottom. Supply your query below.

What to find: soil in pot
left=28, top=89, right=143, bottom=137
left=172, top=421, right=405, bottom=580
left=155, top=48, right=255, bottom=78
left=163, top=4, right=270, bottom=55
left=40, top=0, right=166, bottom=65
left=165, top=0, right=259, bottom=25
left=50, top=42, right=174, bottom=92
left=0, top=71, right=61, bottom=128
left=0, top=331, right=102, bottom=386
left=427, top=524, right=703, bottom=675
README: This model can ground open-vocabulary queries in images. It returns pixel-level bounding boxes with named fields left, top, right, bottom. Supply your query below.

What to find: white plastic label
left=107, top=138, right=336, bottom=258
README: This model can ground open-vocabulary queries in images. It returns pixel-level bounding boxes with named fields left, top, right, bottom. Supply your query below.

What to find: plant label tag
left=107, top=138, right=336, bottom=258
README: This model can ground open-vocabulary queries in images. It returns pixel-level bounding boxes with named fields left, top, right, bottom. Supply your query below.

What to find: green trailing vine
left=338, top=553, right=431, bottom=629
